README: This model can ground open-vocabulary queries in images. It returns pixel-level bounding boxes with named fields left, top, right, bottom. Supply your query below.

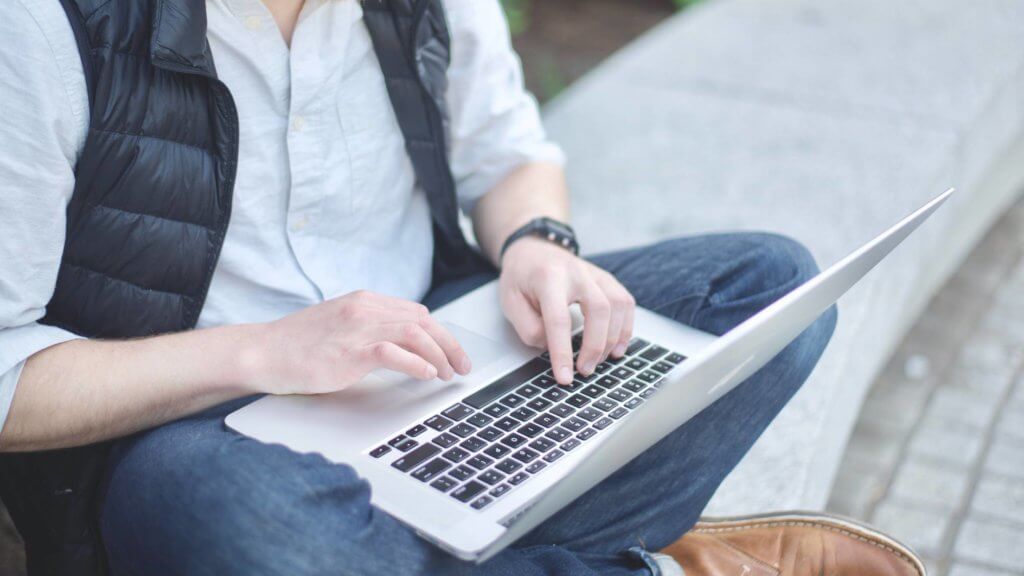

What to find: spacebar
left=463, top=357, right=550, bottom=409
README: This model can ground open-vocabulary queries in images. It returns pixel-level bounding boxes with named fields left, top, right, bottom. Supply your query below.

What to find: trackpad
left=441, top=321, right=508, bottom=372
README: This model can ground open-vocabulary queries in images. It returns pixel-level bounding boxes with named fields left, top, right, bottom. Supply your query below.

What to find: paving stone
left=907, top=420, right=986, bottom=468
left=993, top=406, right=1024, bottom=445
left=948, top=562, right=1018, bottom=576
left=983, top=435, right=1024, bottom=480
left=861, top=377, right=936, bottom=433
left=956, top=333, right=1024, bottom=374
left=922, top=386, right=1002, bottom=430
left=954, top=519, right=1024, bottom=571
left=890, top=458, right=972, bottom=511
left=943, top=362, right=1017, bottom=401
left=970, top=475, right=1024, bottom=524
left=872, top=500, right=952, bottom=558
left=841, top=423, right=906, bottom=475
left=826, top=466, right=887, bottom=520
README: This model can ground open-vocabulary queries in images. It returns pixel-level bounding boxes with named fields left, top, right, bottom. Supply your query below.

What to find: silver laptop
left=226, top=189, right=953, bottom=562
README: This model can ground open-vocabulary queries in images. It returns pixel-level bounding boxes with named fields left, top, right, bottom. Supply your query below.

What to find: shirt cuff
left=0, top=323, right=82, bottom=432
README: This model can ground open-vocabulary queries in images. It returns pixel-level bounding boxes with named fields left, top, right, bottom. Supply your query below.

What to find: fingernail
left=425, top=365, right=438, bottom=379
left=458, top=356, right=472, bottom=374
left=583, top=361, right=596, bottom=374
left=441, top=366, right=454, bottom=381
left=557, top=366, right=573, bottom=384
left=612, top=343, right=627, bottom=357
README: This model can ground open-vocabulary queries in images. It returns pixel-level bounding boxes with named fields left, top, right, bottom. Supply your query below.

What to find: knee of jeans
left=708, top=232, right=821, bottom=307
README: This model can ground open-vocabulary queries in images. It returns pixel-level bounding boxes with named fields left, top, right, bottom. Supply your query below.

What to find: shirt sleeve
left=444, top=0, right=566, bottom=214
left=0, top=1, right=89, bottom=431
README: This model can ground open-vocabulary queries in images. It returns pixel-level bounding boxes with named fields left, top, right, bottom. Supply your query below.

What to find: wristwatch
left=499, top=217, right=580, bottom=262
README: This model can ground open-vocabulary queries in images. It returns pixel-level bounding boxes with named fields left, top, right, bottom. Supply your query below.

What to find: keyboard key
left=526, top=461, right=547, bottom=474
left=543, top=450, right=564, bottom=463
left=526, top=397, right=552, bottom=411
left=640, top=345, right=668, bottom=361
left=560, top=438, right=581, bottom=452
left=593, top=417, right=614, bottom=430
left=578, top=408, right=602, bottom=422
left=512, top=448, right=539, bottom=463
left=625, top=338, right=649, bottom=355
left=508, top=472, right=530, bottom=485
left=593, top=398, right=617, bottom=412
left=596, top=376, right=620, bottom=389
left=478, top=469, right=505, bottom=485
left=640, top=388, right=656, bottom=399
left=432, top=433, right=458, bottom=448
left=542, top=388, right=567, bottom=402
left=500, top=394, right=525, bottom=408
left=496, top=459, right=522, bottom=474
left=411, top=458, right=450, bottom=482
left=576, top=428, right=597, bottom=441
left=501, top=433, right=528, bottom=448
left=651, top=361, right=674, bottom=374
left=391, top=444, right=441, bottom=472
left=533, top=375, right=557, bottom=388
left=387, top=434, right=408, bottom=448
left=625, top=358, right=648, bottom=371
left=534, top=413, right=559, bottom=428
left=545, top=427, right=571, bottom=442
left=581, top=385, right=605, bottom=398
left=430, top=476, right=457, bottom=492
left=622, top=380, right=646, bottom=393
left=483, top=404, right=510, bottom=418
left=460, top=437, right=487, bottom=452
left=510, top=407, right=536, bottom=421
left=574, top=372, right=598, bottom=384
left=566, top=394, right=591, bottom=408
left=490, top=484, right=511, bottom=498
left=653, top=378, right=666, bottom=389
left=450, top=423, right=476, bottom=438
left=516, top=384, right=542, bottom=398
left=529, top=438, right=555, bottom=452
left=449, top=465, right=475, bottom=481
left=442, top=403, right=474, bottom=421
left=562, top=417, right=587, bottom=432
left=442, top=447, right=470, bottom=463
left=477, top=427, right=503, bottom=442
left=467, top=455, right=494, bottom=470
left=609, top=407, right=629, bottom=419
left=494, top=417, right=519, bottom=432
left=595, top=361, right=614, bottom=374
left=665, top=352, right=686, bottom=365
left=463, top=357, right=549, bottom=409
left=395, top=438, right=419, bottom=452
left=484, top=444, right=511, bottom=459
left=451, top=481, right=486, bottom=503
left=518, top=423, right=544, bottom=438
left=470, top=496, right=493, bottom=510
left=624, top=397, right=643, bottom=409
left=550, top=404, right=575, bottom=418
left=406, top=424, right=427, bottom=437
left=610, top=367, right=635, bottom=380
left=424, top=415, right=453, bottom=431
left=369, top=445, right=391, bottom=458
left=467, top=413, right=493, bottom=428
left=607, top=389, right=631, bottom=402
left=636, top=370, right=660, bottom=384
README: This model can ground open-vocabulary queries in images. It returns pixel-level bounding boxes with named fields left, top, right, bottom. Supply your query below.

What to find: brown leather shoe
left=661, top=511, right=926, bottom=576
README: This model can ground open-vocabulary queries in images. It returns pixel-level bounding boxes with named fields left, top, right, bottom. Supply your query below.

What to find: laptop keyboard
left=366, top=336, right=686, bottom=511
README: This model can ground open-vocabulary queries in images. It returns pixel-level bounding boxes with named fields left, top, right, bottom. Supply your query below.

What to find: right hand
left=244, top=290, right=472, bottom=395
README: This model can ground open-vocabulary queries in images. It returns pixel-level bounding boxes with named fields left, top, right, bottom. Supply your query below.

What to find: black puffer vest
left=0, top=1, right=488, bottom=574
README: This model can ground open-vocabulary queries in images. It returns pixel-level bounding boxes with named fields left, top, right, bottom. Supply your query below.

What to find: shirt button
left=244, top=16, right=262, bottom=31
left=292, top=115, right=306, bottom=133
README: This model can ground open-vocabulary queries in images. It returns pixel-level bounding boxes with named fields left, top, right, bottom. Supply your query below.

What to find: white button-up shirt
left=0, top=0, right=564, bottom=430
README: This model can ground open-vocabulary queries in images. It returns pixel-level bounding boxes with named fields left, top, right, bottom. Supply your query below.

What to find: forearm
left=0, top=324, right=261, bottom=452
left=472, top=161, right=570, bottom=266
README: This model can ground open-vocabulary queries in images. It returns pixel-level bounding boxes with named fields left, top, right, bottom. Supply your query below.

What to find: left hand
left=499, top=237, right=636, bottom=385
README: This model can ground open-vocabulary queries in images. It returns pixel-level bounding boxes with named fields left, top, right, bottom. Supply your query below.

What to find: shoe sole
left=692, top=510, right=928, bottom=576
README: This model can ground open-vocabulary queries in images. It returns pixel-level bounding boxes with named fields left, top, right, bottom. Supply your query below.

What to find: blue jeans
left=99, top=233, right=837, bottom=576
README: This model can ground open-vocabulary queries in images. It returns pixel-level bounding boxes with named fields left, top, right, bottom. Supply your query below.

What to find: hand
left=245, top=290, right=472, bottom=395
left=499, top=237, right=636, bottom=385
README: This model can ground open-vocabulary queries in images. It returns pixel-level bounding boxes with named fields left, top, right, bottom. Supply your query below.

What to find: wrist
left=498, top=216, right=578, bottom=266
left=224, top=322, right=274, bottom=394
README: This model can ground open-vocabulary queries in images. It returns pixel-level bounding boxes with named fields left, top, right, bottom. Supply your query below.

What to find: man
left=0, top=1, right=919, bottom=575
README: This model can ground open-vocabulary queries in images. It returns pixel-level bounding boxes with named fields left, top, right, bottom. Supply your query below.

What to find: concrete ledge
left=543, top=0, right=1024, bottom=511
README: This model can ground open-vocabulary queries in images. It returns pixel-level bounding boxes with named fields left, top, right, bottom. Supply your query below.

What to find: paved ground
left=827, top=196, right=1024, bottom=576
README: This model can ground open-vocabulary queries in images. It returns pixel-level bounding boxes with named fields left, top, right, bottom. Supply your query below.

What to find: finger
left=576, top=282, right=612, bottom=376
left=384, top=322, right=456, bottom=381
left=612, top=290, right=636, bottom=358
left=537, top=279, right=574, bottom=385
left=415, top=314, right=473, bottom=375
left=357, top=341, right=437, bottom=381
left=602, top=285, right=627, bottom=361
left=502, top=291, right=547, bottom=349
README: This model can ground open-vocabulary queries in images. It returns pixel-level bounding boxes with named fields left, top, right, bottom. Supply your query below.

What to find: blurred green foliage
left=672, top=0, right=704, bottom=8
left=501, top=0, right=531, bottom=36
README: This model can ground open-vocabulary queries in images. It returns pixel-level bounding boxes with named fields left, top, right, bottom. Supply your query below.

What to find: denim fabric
left=99, top=233, right=836, bottom=576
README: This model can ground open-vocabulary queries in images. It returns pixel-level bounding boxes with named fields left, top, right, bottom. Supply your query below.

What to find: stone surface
left=872, top=501, right=952, bottom=558
left=970, top=475, right=1024, bottom=523
left=889, top=459, right=972, bottom=511
left=954, top=520, right=1024, bottom=572
left=545, top=0, right=1024, bottom=512
left=947, top=563, right=1018, bottom=576
left=983, top=436, right=1024, bottom=480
